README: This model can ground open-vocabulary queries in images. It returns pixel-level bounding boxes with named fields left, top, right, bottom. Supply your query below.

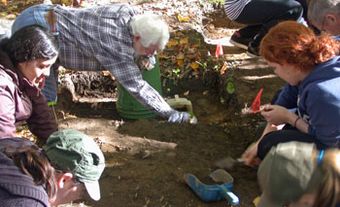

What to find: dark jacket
left=0, top=49, right=57, bottom=141
left=275, top=56, right=340, bottom=148
left=0, top=138, right=49, bottom=207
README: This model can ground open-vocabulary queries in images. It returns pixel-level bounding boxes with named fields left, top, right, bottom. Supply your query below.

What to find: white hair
left=130, top=13, right=169, bottom=51
left=308, top=0, right=340, bottom=26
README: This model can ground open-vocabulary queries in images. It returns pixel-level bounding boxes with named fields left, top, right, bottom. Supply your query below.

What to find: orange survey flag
left=251, top=88, right=263, bottom=112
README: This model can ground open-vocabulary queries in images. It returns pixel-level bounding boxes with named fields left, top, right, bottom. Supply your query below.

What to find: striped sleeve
left=224, top=0, right=251, bottom=20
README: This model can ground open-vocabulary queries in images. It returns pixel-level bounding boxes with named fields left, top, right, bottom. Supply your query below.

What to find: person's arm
left=99, top=53, right=191, bottom=123
left=261, top=104, right=309, bottom=133
left=0, top=87, right=17, bottom=138
left=241, top=85, right=299, bottom=166
left=240, top=107, right=310, bottom=167
left=241, top=123, right=277, bottom=166
left=23, top=80, right=58, bottom=142
left=305, top=85, right=340, bottom=147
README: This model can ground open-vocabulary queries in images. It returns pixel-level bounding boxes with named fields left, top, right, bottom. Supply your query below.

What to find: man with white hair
left=12, top=3, right=192, bottom=123
left=308, top=0, right=340, bottom=35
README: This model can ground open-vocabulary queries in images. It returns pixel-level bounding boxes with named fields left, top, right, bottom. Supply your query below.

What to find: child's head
left=257, top=141, right=339, bottom=207
left=260, top=21, right=339, bottom=72
left=43, top=129, right=105, bottom=205
left=3, top=25, right=58, bottom=65
left=1, top=25, right=59, bottom=86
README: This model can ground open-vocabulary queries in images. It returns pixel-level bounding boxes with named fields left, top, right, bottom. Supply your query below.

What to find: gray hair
left=130, top=13, right=169, bottom=51
left=308, top=0, right=340, bottom=26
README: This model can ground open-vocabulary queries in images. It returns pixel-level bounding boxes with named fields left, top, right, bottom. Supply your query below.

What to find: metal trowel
left=214, top=157, right=245, bottom=170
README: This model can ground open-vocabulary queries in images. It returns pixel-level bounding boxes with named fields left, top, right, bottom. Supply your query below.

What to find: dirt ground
left=57, top=95, right=260, bottom=207
left=2, top=0, right=286, bottom=206
left=56, top=62, right=284, bottom=207
left=57, top=73, right=284, bottom=207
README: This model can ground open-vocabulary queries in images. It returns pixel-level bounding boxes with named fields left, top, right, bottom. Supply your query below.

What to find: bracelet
left=293, top=117, right=301, bottom=128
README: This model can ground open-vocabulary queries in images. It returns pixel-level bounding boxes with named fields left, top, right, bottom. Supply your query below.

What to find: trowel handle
left=219, top=186, right=240, bottom=206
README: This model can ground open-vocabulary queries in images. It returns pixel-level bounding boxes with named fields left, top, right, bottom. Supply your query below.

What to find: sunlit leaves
left=177, top=14, right=190, bottom=22
left=190, top=62, right=199, bottom=71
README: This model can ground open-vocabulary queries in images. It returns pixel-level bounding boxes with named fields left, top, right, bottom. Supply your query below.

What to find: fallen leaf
left=190, top=62, right=199, bottom=71
left=179, top=37, right=189, bottom=45
left=167, top=39, right=178, bottom=48
left=177, top=59, right=184, bottom=67
left=177, top=14, right=190, bottom=22
left=176, top=52, right=185, bottom=60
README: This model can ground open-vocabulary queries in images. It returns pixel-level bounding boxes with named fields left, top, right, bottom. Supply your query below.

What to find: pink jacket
left=0, top=50, right=57, bottom=142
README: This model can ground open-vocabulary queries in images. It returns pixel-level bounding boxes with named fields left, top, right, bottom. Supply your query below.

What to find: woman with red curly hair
left=242, top=21, right=340, bottom=167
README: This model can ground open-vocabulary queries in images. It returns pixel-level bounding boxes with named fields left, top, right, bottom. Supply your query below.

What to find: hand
left=241, top=142, right=261, bottom=167
left=260, top=104, right=290, bottom=125
left=168, top=111, right=191, bottom=123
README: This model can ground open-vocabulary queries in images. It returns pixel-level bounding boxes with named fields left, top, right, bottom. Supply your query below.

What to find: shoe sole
left=229, top=39, right=248, bottom=50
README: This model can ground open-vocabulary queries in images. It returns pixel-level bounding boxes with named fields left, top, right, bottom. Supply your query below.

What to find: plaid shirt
left=53, top=4, right=174, bottom=117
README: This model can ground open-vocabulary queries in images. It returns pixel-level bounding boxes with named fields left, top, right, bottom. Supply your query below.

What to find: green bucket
left=116, top=59, right=162, bottom=119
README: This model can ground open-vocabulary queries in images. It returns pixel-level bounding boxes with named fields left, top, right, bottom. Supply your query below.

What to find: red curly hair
left=260, top=21, right=339, bottom=72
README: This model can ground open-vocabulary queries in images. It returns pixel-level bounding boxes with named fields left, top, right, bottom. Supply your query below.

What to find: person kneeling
left=0, top=129, right=105, bottom=206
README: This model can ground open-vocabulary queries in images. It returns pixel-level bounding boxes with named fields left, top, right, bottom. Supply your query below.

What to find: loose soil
left=56, top=63, right=284, bottom=207
left=3, top=0, right=286, bottom=206
left=58, top=100, right=261, bottom=207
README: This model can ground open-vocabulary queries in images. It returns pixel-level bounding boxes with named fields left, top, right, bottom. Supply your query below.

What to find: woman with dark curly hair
left=0, top=25, right=58, bottom=142
left=241, top=21, right=340, bottom=166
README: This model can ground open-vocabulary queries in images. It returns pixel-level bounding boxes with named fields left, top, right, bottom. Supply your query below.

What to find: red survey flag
left=251, top=88, right=263, bottom=112
left=215, top=43, right=224, bottom=58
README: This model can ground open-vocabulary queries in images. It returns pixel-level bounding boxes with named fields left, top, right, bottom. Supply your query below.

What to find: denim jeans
left=12, top=4, right=59, bottom=103
left=234, top=0, right=304, bottom=47
left=12, top=4, right=53, bottom=34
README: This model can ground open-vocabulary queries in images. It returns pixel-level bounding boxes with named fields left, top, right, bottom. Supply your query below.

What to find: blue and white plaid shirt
left=54, top=4, right=174, bottom=117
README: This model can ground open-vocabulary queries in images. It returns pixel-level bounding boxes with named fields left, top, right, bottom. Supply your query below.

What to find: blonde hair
left=313, top=149, right=340, bottom=207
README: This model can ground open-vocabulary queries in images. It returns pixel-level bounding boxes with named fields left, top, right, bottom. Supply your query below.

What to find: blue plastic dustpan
left=184, top=173, right=240, bottom=206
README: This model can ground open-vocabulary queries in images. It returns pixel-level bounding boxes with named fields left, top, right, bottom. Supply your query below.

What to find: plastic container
left=184, top=173, right=240, bottom=206
left=116, top=59, right=162, bottom=119
left=166, top=95, right=198, bottom=124
left=166, top=95, right=193, bottom=114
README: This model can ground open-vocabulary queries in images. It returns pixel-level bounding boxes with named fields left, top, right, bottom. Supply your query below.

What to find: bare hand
left=241, top=142, right=261, bottom=167
left=260, top=104, right=290, bottom=125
